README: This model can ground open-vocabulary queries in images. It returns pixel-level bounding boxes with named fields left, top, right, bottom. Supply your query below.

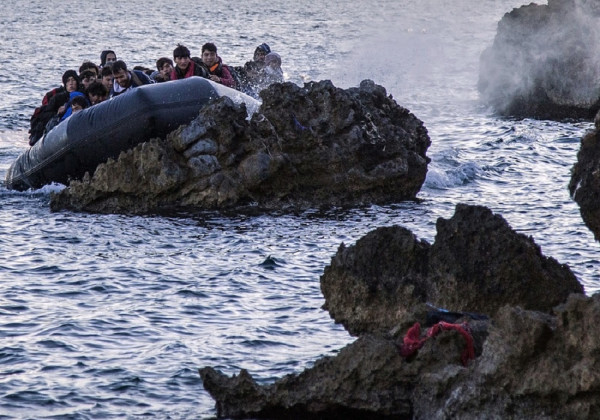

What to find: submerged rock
left=569, top=116, right=600, bottom=239
left=199, top=204, right=589, bottom=419
left=478, top=0, right=600, bottom=119
left=50, top=80, right=430, bottom=214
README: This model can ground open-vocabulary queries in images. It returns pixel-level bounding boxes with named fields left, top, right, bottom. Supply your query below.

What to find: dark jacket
left=29, top=89, right=72, bottom=146
left=111, top=70, right=153, bottom=97
left=29, top=86, right=66, bottom=144
left=200, top=57, right=236, bottom=89
left=170, top=59, right=208, bottom=80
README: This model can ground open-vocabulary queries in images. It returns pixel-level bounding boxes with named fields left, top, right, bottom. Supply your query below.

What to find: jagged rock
left=478, top=0, right=600, bottom=119
left=50, top=80, right=430, bottom=214
left=200, top=330, right=485, bottom=420
left=200, top=204, right=591, bottom=419
left=569, top=117, right=600, bottom=240
left=321, top=204, right=583, bottom=336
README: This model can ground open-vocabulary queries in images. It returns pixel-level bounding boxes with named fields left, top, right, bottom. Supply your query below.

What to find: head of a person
left=100, top=50, right=117, bottom=67
left=111, top=60, right=130, bottom=88
left=79, top=61, right=99, bottom=77
left=253, top=43, right=271, bottom=62
left=264, top=52, right=282, bottom=69
left=62, top=70, right=80, bottom=93
left=100, top=66, right=113, bottom=90
left=201, top=42, right=218, bottom=67
left=173, top=44, right=191, bottom=71
left=86, top=81, right=109, bottom=105
left=70, top=95, right=89, bottom=113
left=156, top=57, right=174, bottom=76
left=79, top=69, right=97, bottom=90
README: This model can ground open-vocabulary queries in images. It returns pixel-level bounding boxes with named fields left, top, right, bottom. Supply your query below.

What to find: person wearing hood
left=29, top=70, right=82, bottom=146
left=99, top=49, right=117, bottom=68
left=199, top=42, right=235, bottom=88
left=244, top=43, right=270, bottom=76
left=262, top=52, right=284, bottom=84
left=236, top=42, right=271, bottom=96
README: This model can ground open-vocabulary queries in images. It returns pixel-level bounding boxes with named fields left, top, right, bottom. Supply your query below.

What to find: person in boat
left=234, top=43, right=271, bottom=96
left=100, top=50, right=117, bottom=69
left=198, top=42, right=236, bottom=88
left=79, top=69, right=97, bottom=91
left=41, top=90, right=89, bottom=137
left=69, top=95, right=89, bottom=115
left=244, top=43, right=270, bottom=83
left=100, top=66, right=114, bottom=94
left=29, top=70, right=82, bottom=146
left=261, top=52, right=284, bottom=85
left=79, top=60, right=100, bottom=77
left=59, top=92, right=89, bottom=121
left=170, top=44, right=208, bottom=80
left=110, top=60, right=153, bottom=97
left=85, top=81, right=109, bottom=106
left=152, top=57, right=174, bottom=82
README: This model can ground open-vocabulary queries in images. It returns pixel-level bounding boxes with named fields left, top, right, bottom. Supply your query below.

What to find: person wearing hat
left=235, top=42, right=272, bottom=96
left=28, top=70, right=82, bottom=146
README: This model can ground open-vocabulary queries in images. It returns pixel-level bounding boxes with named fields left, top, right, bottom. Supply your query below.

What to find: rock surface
left=50, top=80, right=430, bottom=214
left=321, top=204, right=583, bottom=336
left=478, top=0, right=600, bottom=119
left=569, top=116, right=600, bottom=240
left=199, top=204, right=591, bottom=419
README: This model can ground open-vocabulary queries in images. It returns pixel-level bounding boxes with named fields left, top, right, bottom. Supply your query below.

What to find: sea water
left=0, top=0, right=597, bottom=418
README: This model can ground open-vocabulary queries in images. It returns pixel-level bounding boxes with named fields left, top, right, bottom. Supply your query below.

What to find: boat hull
left=6, top=77, right=256, bottom=191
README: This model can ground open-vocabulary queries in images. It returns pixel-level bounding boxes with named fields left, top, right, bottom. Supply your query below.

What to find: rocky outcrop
left=478, top=0, right=600, bottom=119
left=569, top=115, right=600, bottom=239
left=321, top=204, right=582, bottom=336
left=50, top=80, right=430, bottom=214
left=199, top=204, right=590, bottom=419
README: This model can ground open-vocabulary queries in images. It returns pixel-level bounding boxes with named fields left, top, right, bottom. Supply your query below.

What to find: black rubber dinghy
left=5, top=77, right=259, bottom=191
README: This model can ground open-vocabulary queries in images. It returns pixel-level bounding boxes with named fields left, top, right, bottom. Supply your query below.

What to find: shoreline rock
left=478, top=0, right=600, bottom=119
left=569, top=115, right=600, bottom=240
left=199, top=204, right=590, bottom=419
left=50, top=80, right=430, bottom=214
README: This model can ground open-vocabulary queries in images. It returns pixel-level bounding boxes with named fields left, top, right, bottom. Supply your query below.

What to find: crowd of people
left=28, top=42, right=284, bottom=146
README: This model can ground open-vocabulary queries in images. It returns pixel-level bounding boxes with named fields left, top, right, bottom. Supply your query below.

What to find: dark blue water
left=1, top=1, right=598, bottom=418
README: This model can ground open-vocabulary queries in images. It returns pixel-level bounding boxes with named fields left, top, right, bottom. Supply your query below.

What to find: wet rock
left=569, top=119, right=600, bottom=240
left=50, top=80, right=430, bottom=214
left=321, top=204, right=583, bottom=336
left=200, top=204, right=589, bottom=419
left=478, top=0, right=600, bottom=119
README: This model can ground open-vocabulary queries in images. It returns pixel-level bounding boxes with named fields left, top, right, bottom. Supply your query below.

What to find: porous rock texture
left=569, top=114, right=600, bottom=240
left=478, top=0, right=600, bottom=119
left=199, top=204, right=592, bottom=419
left=321, top=204, right=583, bottom=336
left=50, top=80, right=430, bottom=214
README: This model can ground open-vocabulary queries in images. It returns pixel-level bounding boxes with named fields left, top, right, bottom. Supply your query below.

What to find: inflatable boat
left=5, top=77, right=260, bottom=191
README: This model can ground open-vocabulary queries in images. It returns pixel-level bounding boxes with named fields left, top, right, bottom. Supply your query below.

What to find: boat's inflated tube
left=6, top=77, right=258, bottom=191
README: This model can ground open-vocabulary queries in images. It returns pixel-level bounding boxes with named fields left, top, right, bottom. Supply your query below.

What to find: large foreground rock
left=50, top=80, right=430, bottom=214
left=569, top=115, right=600, bottom=239
left=199, top=204, right=589, bottom=419
left=321, top=204, right=583, bottom=336
left=478, top=0, right=600, bottom=119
